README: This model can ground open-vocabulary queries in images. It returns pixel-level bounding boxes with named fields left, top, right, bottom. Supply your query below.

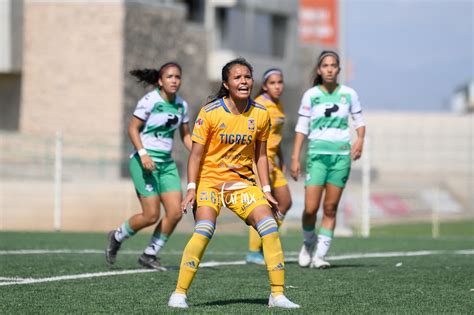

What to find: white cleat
left=311, top=256, right=331, bottom=269
left=268, top=294, right=300, bottom=309
left=298, top=243, right=315, bottom=267
left=168, top=292, right=188, bottom=308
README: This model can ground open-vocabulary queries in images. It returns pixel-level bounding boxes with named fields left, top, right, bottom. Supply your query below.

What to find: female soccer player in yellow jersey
left=105, top=62, right=192, bottom=270
left=246, top=68, right=292, bottom=265
left=291, top=50, right=366, bottom=269
left=168, top=58, right=299, bottom=309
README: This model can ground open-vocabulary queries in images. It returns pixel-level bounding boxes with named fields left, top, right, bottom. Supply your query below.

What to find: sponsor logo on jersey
left=219, top=133, right=252, bottom=145
left=248, top=118, right=255, bottom=131
left=195, top=117, right=204, bottom=127
left=219, top=122, right=226, bottom=129
left=340, top=95, right=347, bottom=104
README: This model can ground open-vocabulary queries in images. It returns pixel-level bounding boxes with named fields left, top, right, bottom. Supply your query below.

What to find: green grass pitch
left=1, top=220, right=473, bottom=313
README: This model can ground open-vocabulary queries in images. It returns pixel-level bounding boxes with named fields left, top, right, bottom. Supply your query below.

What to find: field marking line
left=0, top=249, right=472, bottom=287
left=0, top=249, right=246, bottom=255
left=1, top=249, right=474, bottom=256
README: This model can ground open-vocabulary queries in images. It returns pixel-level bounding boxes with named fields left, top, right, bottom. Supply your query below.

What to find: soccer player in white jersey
left=105, top=62, right=192, bottom=270
left=291, top=51, right=366, bottom=269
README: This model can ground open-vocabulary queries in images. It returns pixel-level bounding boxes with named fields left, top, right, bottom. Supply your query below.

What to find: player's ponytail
left=130, top=69, right=160, bottom=87
left=130, top=62, right=182, bottom=87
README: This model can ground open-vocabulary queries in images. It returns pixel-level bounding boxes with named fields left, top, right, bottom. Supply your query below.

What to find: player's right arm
left=181, top=141, right=205, bottom=213
left=290, top=132, right=305, bottom=181
left=182, top=108, right=211, bottom=213
left=128, top=116, right=155, bottom=172
left=291, top=90, right=311, bottom=181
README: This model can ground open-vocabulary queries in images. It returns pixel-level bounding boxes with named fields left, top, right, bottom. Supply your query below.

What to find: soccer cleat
left=311, top=255, right=331, bottom=269
left=246, top=251, right=265, bottom=265
left=105, top=230, right=121, bottom=265
left=268, top=294, right=300, bottom=309
left=298, top=242, right=315, bottom=267
left=138, top=253, right=166, bottom=271
left=168, top=292, right=188, bottom=308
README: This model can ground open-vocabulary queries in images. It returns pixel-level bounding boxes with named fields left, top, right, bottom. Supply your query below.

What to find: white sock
left=315, top=234, right=332, bottom=258
left=114, top=221, right=135, bottom=242
left=144, top=235, right=169, bottom=256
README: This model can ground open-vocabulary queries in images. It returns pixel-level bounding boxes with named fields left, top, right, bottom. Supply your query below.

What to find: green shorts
left=129, top=155, right=182, bottom=197
left=305, top=154, right=351, bottom=188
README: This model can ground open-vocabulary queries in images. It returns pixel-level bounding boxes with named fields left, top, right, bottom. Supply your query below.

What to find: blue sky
left=344, top=0, right=473, bottom=111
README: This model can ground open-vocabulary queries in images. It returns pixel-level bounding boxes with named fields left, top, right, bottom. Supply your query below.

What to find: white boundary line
left=0, top=249, right=472, bottom=286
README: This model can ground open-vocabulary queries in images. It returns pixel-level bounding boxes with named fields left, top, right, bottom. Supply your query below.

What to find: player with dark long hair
left=168, top=58, right=299, bottom=309
left=105, top=62, right=192, bottom=270
left=291, top=51, right=366, bottom=269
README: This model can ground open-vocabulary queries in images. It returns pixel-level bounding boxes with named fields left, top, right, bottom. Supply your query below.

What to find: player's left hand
left=264, top=192, right=279, bottom=212
left=351, top=138, right=364, bottom=161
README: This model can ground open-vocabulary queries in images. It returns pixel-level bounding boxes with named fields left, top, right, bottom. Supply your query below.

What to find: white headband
left=263, top=69, right=282, bottom=82
left=318, top=52, right=339, bottom=64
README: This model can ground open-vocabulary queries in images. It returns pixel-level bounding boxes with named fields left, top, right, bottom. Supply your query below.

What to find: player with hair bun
left=105, top=62, right=192, bottom=270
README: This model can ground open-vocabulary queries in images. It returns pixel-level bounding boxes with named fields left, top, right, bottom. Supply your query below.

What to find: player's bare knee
left=323, top=203, right=337, bottom=218
left=304, top=206, right=318, bottom=216
left=169, top=210, right=183, bottom=224
left=143, top=212, right=160, bottom=225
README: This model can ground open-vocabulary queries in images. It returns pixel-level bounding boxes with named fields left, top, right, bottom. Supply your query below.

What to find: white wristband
left=187, top=182, right=196, bottom=190
left=138, top=148, right=147, bottom=157
left=262, top=185, right=271, bottom=193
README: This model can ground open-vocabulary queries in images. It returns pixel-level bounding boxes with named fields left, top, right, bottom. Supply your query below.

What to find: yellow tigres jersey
left=192, top=97, right=271, bottom=188
left=254, top=94, right=285, bottom=162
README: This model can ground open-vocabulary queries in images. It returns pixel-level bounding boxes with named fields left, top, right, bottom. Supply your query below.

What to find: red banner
left=299, top=0, right=338, bottom=46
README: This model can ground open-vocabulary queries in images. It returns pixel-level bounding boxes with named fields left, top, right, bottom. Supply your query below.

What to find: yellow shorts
left=270, top=165, right=288, bottom=188
left=196, top=185, right=270, bottom=221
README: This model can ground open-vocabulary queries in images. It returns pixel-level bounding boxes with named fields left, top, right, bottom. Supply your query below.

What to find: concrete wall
left=20, top=2, right=124, bottom=147
left=121, top=1, right=209, bottom=175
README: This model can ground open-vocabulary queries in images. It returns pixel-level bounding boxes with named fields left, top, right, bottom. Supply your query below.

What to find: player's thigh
left=326, top=155, right=351, bottom=188
left=130, top=155, right=161, bottom=197
left=272, top=184, right=292, bottom=214
left=305, top=154, right=329, bottom=186
left=158, top=161, right=182, bottom=193
left=323, top=183, right=344, bottom=209
left=304, top=185, right=325, bottom=214
left=196, top=186, right=221, bottom=216
left=246, top=204, right=274, bottom=228
left=226, top=186, right=270, bottom=223
left=160, top=191, right=182, bottom=218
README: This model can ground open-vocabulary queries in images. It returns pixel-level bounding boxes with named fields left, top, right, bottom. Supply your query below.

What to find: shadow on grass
left=194, top=298, right=267, bottom=307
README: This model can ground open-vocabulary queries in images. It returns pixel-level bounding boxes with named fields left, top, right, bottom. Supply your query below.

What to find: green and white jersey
left=132, top=88, right=189, bottom=162
left=297, top=84, right=363, bottom=155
